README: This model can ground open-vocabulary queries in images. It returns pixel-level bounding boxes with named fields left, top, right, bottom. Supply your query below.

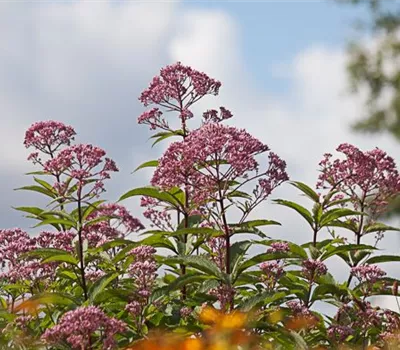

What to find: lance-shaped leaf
left=13, top=206, right=45, bottom=217
left=119, top=186, right=182, bottom=208
left=147, top=227, right=222, bottom=238
left=167, top=272, right=210, bottom=292
left=33, top=217, right=76, bottom=229
left=42, top=254, right=79, bottom=266
left=238, top=291, right=287, bottom=312
left=177, top=214, right=203, bottom=229
left=320, top=208, right=364, bottom=227
left=25, top=292, right=79, bottom=308
left=290, top=181, right=320, bottom=202
left=230, top=241, right=252, bottom=280
left=133, top=160, right=159, bottom=173
left=321, top=244, right=377, bottom=261
left=364, top=222, right=400, bottom=235
left=365, top=255, right=400, bottom=264
left=311, top=283, right=349, bottom=302
left=24, top=248, right=72, bottom=259
left=150, top=130, right=183, bottom=147
left=15, top=185, right=57, bottom=198
left=88, top=272, right=119, bottom=303
left=163, top=255, right=225, bottom=280
left=273, top=199, right=313, bottom=227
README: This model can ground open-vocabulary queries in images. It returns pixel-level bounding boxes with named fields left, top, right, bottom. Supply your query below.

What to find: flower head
left=351, top=265, right=386, bottom=284
left=41, top=306, right=126, bottom=349
left=84, top=203, right=144, bottom=247
left=203, top=107, right=233, bottom=124
left=267, top=242, right=290, bottom=254
left=317, top=144, right=400, bottom=216
left=301, top=259, right=327, bottom=281
left=24, top=121, right=76, bottom=155
left=128, top=246, right=158, bottom=299
left=152, top=123, right=288, bottom=204
left=138, top=62, right=222, bottom=130
left=139, top=62, right=221, bottom=107
left=44, top=144, right=118, bottom=197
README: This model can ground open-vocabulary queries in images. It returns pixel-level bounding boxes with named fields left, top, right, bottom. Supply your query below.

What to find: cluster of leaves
left=1, top=63, right=400, bottom=350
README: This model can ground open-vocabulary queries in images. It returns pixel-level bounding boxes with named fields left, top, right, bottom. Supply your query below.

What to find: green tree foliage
left=341, top=0, right=400, bottom=139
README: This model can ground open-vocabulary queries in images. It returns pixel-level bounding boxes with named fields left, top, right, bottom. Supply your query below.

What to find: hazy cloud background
left=1, top=0, right=399, bottom=310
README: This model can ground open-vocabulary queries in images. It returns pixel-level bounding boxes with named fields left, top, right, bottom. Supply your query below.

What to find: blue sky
left=184, top=0, right=369, bottom=93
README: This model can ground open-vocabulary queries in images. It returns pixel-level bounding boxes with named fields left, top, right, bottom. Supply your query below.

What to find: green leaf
left=151, top=227, right=222, bottom=238
left=311, top=283, right=349, bottom=302
left=273, top=199, right=313, bottom=227
left=25, top=248, right=72, bottom=259
left=365, top=255, right=400, bottom=264
left=163, top=256, right=225, bottom=280
left=167, top=273, right=209, bottom=292
left=290, top=181, right=320, bottom=202
left=13, top=206, right=44, bottom=216
left=321, top=244, right=377, bottom=261
left=133, top=160, right=159, bottom=173
left=177, top=215, right=204, bottom=229
left=151, top=131, right=181, bottom=147
left=15, top=185, right=56, bottom=198
left=34, top=177, right=54, bottom=191
left=29, top=292, right=79, bottom=307
left=238, top=291, right=287, bottom=312
left=81, top=200, right=106, bottom=221
left=230, top=241, right=252, bottom=279
left=328, top=219, right=358, bottom=232
left=139, top=235, right=177, bottom=253
left=230, top=219, right=281, bottom=229
left=320, top=208, right=363, bottom=227
left=289, top=330, right=308, bottom=350
left=364, top=222, right=400, bottom=234
left=42, top=254, right=79, bottom=265
left=119, top=187, right=182, bottom=207
left=88, top=272, right=119, bottom=303
left=34, top=217, right=76, bottom=229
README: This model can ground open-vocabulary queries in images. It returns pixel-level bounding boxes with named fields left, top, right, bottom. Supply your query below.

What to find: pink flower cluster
left=267, top=242, right=290, bottom=254
left=137, top=108, right=169, bottom=131
left=35, top=230, right=75, bottom=252
left=151, top=123, right=288, bottom=204
left=42, top=306, right=126, bottom=349
left=0, top=228, right=36, bottom=282
left=209, top=284, right=235, bottom=311
left=140, top=196, right=173, bottom=231
left=128, top=246, right=158, bottom=299
left=180, top=307, right=192, bottom=318
left=125, top=301, right=142, bottom=318
left=351, top=264, right=386, bottom=284
left=138, top=62, right=222, bottom=131
left=327, top=325, right=353, bottom=342
left=208, top=236, right=226, bottom=271
left=84, top=203, right=144, bottom=247
left=260, top=261, right=284, bottom=290
left=139, top=62, right=221, bottom=107
left=24, top=121, right=76, bottom=157
left=202, top=107, right=233, bottom=124
left=317, top=143, right=400, bottom=215
left=0, top=229, right=75, bottom=283
left=301, top=259, right=328, bottom=281
left=286, top=300, right=311, bottom=316
left=44, top=144, right=118, bottom=197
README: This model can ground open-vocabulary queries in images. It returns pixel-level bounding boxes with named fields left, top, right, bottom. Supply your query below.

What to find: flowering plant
left=0, top=63, right=400, bottom=349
